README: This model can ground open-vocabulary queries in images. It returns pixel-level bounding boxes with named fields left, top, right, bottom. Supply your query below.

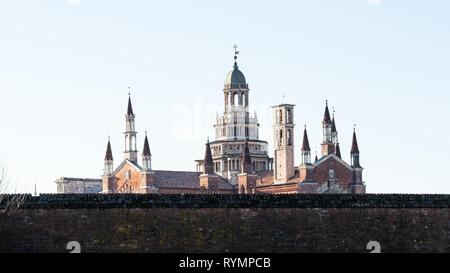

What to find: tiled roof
left=153, top=170, right=233, bottom=190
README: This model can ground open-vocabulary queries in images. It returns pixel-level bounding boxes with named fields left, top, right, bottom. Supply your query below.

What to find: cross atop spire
left=233, top=44, right=239, bottom=60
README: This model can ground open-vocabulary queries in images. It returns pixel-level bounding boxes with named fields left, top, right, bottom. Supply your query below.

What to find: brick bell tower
left=101, top=137, right=115, bottom=193
left=272, top=104, right=295, bottom=183
left=199, top=138, right=219, bottom=193
left=321, top=100, right=335, bottom=157
left=138, top=132, right=158, bottom=193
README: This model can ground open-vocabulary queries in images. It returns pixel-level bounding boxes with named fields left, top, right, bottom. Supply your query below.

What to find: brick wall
left=0, top=194, right=448, bottom=253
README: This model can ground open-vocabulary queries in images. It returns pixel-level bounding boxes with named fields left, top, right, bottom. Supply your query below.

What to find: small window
left=329, top=169, right=335, bottom=179
left=124, top=170, right=131, bottom=180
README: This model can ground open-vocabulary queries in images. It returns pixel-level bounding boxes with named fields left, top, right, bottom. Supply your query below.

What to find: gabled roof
left=112, top=160, right=142, bottom=176
left=315, top=153, right=354, bottom=171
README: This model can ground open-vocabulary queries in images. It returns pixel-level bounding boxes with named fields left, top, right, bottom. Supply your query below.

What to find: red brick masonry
left=0, top=194, right=448, bottom=253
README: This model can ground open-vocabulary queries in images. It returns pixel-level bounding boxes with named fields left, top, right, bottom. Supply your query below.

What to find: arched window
left=279, top=109, right=283, bottom=124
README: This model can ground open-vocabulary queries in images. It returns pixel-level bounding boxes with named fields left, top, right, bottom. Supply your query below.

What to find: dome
left=225, top=62, right=246, bottom=85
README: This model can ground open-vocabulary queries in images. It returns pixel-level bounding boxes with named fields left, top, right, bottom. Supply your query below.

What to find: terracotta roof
left=105, top=139, right=113, bottom=160
left=127, top=96, right=134, bottom=116
left=335, top=142, right=341, bottom=158
left=351, top=130, right=359, bottom=154
left=323, top=101, right=331, bottom=124
left=142, top=134, right=151, bottom=156
left=153, top=170, right=233, bottom=190
left=301, top=127, right=310, bottom=151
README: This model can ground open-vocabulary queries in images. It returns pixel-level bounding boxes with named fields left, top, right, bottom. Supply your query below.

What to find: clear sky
left=0, top=0, right=449, bottom=194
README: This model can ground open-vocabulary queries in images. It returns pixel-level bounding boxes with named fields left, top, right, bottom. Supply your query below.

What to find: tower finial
left=233, top=44, right=239, bottom=60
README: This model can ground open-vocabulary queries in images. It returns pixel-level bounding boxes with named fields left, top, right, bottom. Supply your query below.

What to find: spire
left=351, top=128, right=359, bottom=154
left=331, top=115, right=336, bottom=133
left=203, top=138, right=214, bottom=174
left=301, top=126, right=311, bottom=151
left=351, top=128, right=361, bottom=168
left=242, top=139, right=254, bottom=173
left=104, top=136, right=114, bottom=176
left=335, top=142, right=341, bottom=158
left=105, top=137, right=113, bottom=160
left=142, top=132, right=151, bottom=156
left=323, top=100, right=331, bottom=124
left=315, top=151, right=318, bottom=162
left=127, top=93, right=134, bottom=116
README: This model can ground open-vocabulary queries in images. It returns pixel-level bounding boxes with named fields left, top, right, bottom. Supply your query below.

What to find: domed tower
left=199, top=46, right=272, bottom=185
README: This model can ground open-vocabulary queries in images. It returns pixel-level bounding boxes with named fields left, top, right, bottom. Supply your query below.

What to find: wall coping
left=0, top=194, right=449, bottom=209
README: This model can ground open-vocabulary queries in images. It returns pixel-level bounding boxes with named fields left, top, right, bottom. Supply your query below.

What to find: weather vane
left=128, top=86, right=131, bottom=96
left=233, top=44, right=239, bottom=60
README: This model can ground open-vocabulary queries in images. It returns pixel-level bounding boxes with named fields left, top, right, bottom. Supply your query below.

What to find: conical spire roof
left=242, top=139, right=253, bottom=166
left=127, top=95, right=134, bottom=115
left=142, top=132, right=151, bottom=156
left=204, top=139, right=214, bottom=167
left=301, top=126, right=311, bottom=151
left=242, top=139, right=254, bottom=173
left=323, top=100, right=331, bottom=124
left=335, top=142, right=341, bottom=158
left=351, top=129, right=359, bottom=154
left=331, top=116, right=337, bottom=133
left=105, top=138, right=113, bottom=160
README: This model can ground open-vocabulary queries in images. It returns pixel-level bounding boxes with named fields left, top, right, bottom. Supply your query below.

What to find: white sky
left=0, top=1, right=449, bottom=194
